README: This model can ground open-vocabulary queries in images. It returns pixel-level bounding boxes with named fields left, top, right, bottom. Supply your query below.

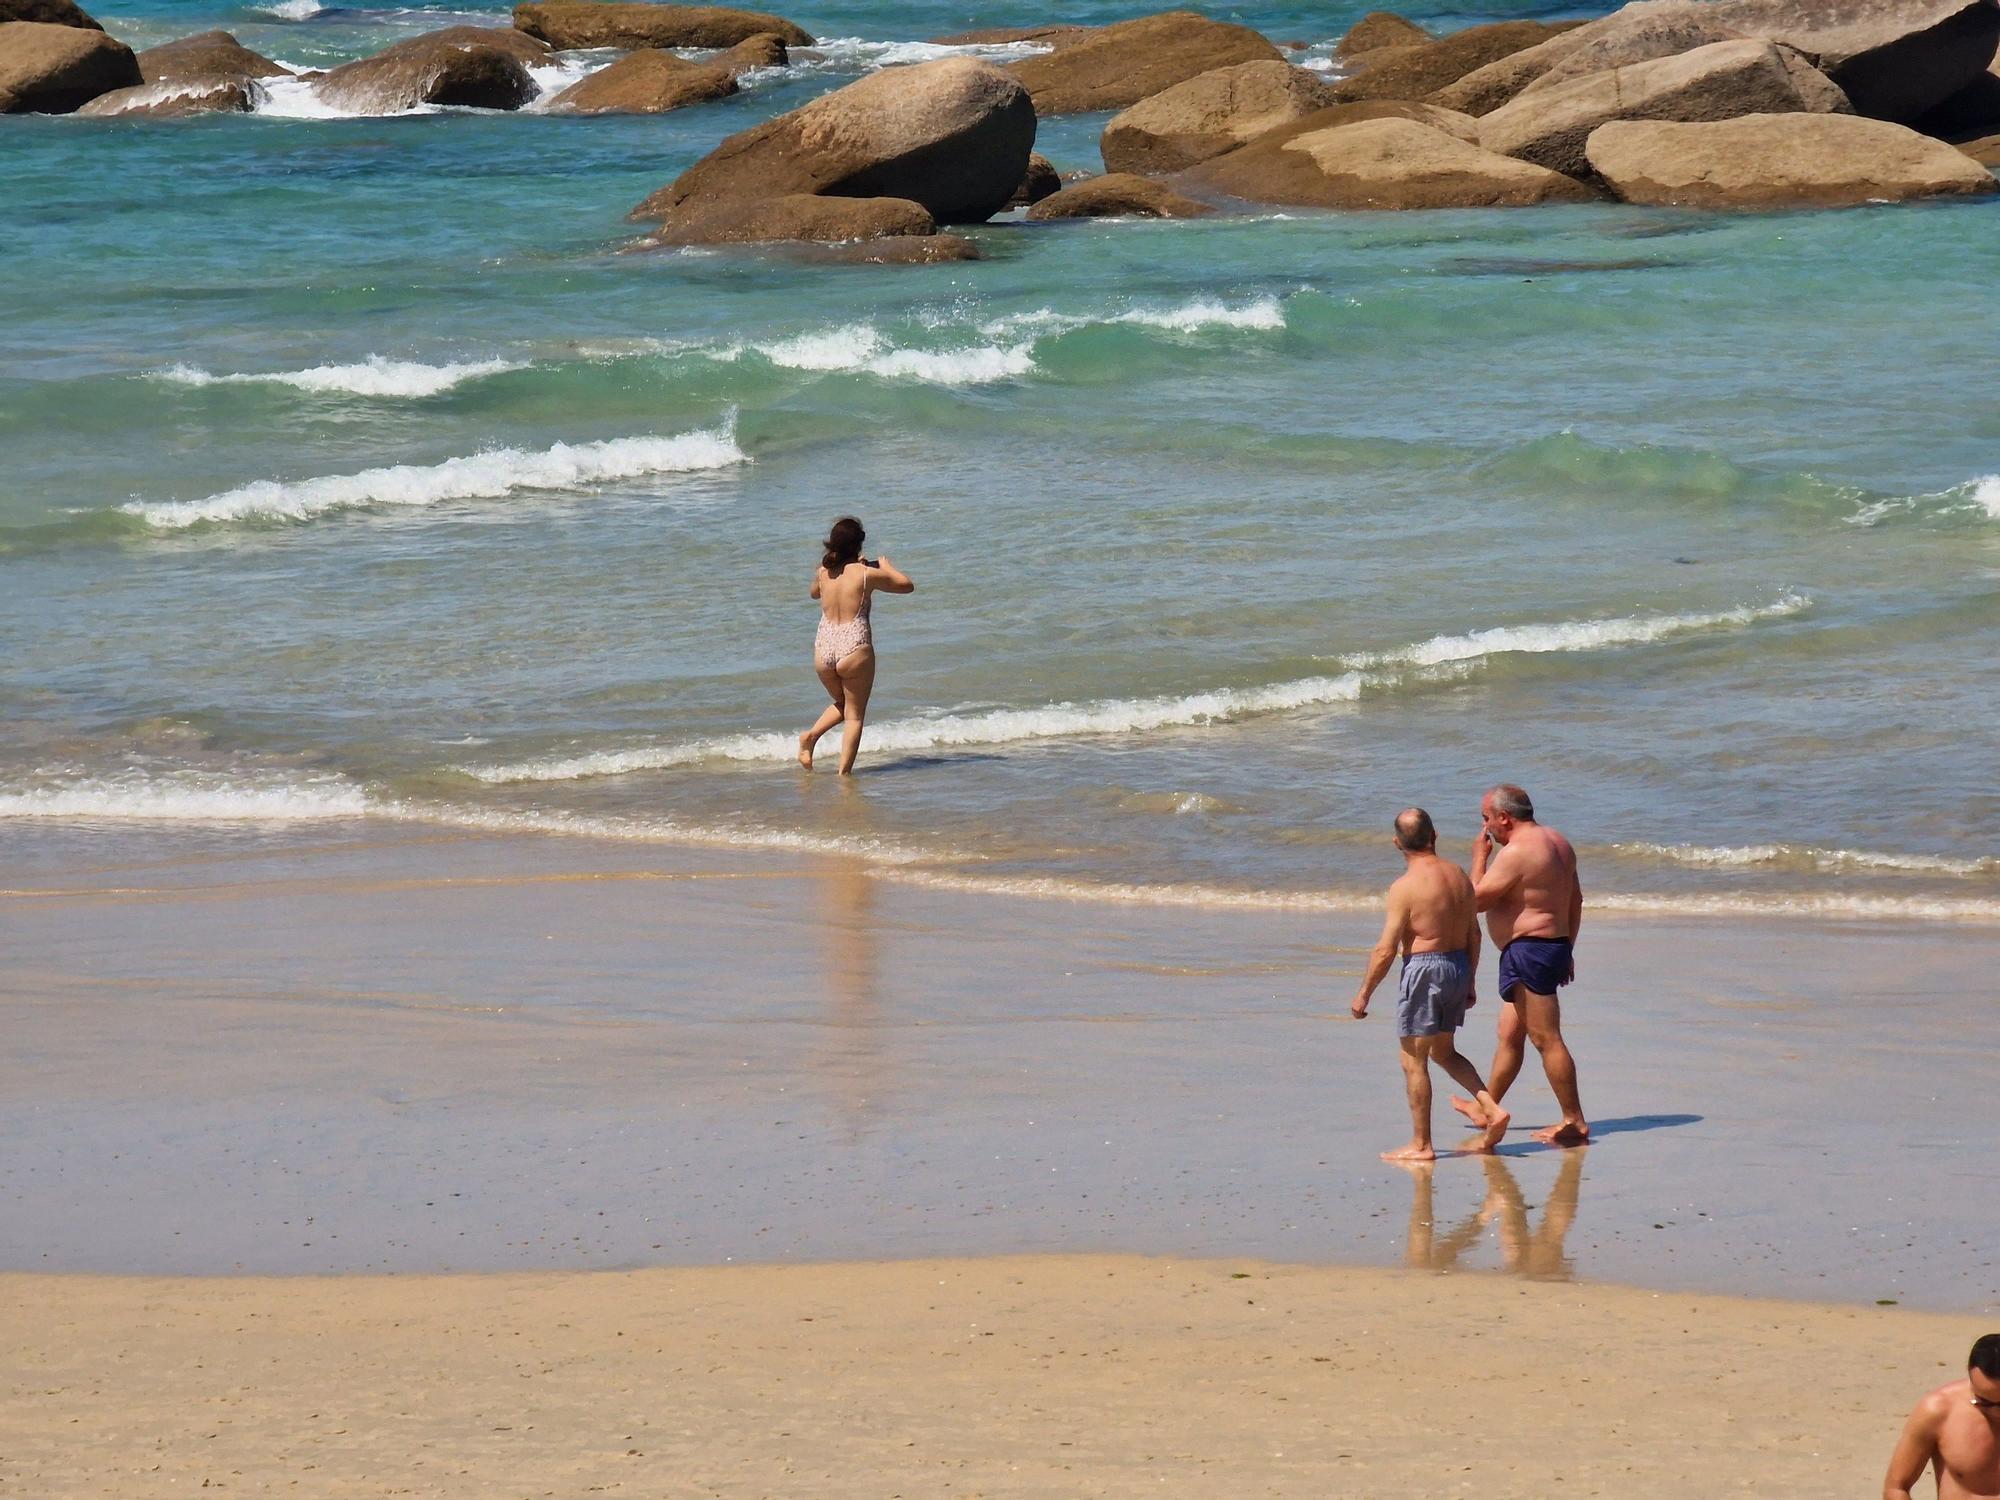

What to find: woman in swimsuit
left=798, top=516, right=914, bottom=775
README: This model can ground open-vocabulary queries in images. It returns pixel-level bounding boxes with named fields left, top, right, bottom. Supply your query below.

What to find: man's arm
left=1567, top=869, right=1583, bottom=942
left=1351, top=891, right=1407, bottom=1019
left=1882, top=1395, right=1943, bottom=1500
left=1464, top=896, right=1482, bottom=998
left=1471, top=838, right=1519, bottom=913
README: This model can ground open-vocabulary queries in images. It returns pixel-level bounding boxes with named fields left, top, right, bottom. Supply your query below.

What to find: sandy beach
left=3, top=1253, right=1977, bottom=1497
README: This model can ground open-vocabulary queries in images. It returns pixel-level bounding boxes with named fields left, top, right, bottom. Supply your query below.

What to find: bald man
left=1352, top=807, right=1510, bottom=1161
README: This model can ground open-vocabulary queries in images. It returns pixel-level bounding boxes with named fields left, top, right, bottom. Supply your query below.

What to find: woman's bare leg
left=799, top=657, right=845, bottom=769
left=834, top=649, right=875, bottom=775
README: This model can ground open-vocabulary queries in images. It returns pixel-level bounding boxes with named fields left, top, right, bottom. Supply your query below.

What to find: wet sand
left=2, top=1253, right=1976, bottom=1498
left=3, top=820, right=1995, bottom=1309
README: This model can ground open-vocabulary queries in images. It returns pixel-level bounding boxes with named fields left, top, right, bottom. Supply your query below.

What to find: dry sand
left=3, top=1254, right=1968, bottom=1498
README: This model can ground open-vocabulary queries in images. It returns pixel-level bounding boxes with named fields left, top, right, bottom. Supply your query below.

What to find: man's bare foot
left=797, top=733, right=813, bottom=770
left=1532, top=1120, right=1590, bottom=1147
left=1449, top=1095, right=1492, bottom=1128
left=1382, top=1143, right=1436, bottom=1163
left=1471, top=1106, right=1510, bottom=1153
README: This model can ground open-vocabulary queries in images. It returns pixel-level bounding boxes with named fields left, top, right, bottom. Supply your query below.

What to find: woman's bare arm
left=810, top=566, right=824, bottom=600
left=869, top=556, right=915, bottom=594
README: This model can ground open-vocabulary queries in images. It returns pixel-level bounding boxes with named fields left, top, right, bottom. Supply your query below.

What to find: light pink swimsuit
left=814, top=572, right=872, bottom=668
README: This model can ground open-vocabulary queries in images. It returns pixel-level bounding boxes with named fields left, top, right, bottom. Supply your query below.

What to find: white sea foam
left=252, top=0, right=323, bottom=17
left=793, top=36, right=1053, bottom=73
left=979, top=294, right=1290, bottom=340
left=1339, top=593, right=1811, bottom=671
left=254, top=73, right=416, bottom=120
left=155, top=355, right=522, bottom=399
left=0, top=775, right=369, bottom=822
left=734, top=324, right=1035, bottom=386
left=1970, top=475, right=2000, bottom=520
left=121, top=422, right=746, bottom=529
left=463, top=595, right=1811, bottom=785
left=461, top=672, right=1370, bottom=783
left=1620, top=842, right=1998, bottom=878
left=1849, top=476, right=2000, bottom=527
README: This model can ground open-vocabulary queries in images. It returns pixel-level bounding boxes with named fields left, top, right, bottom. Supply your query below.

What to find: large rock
left=1478, top=39, right=1851, bottom=179
left=929, top=23, right=1094, bottom=48
left=1181, top=98, right=1485, bottom=178
left=1005, top=10, right=1282, bottom=115
left=0, top=0, right=99, bottom=28
left=545, top=48, right=733, bottom=111
left=0, top=20, right=138, bottom=111
left=716, top=31, right=785, bottom=71
left=513, top=2, right=812, bottom=50
left=1587, top=110, right=1999, bottom=203
left=313, top=31, right=538, bottom=112
left=1956, top=128, right=2000, bottom=162
left=77, top=75, right=260, bottom=116
left=136, top=30, right=292, bottom=84
left=1912, top=62, right=2000, bottom=136
left=1100, top=59, right=1337, bottom=172
left=631, top=56, right=1035, bottom=225
left=650, top=193, right=937, bottom=245
left=807, top=233, right=983, bottom=265
left=1328, top=19, right=1584, bottom=103
left=1184, top=115, right=1595, bottom=208
left=1516, top=11, right=1749, bottom=96
left=1025, top=172, right=1218, bottom=218
left=410, top=25, right=553, bottom=66
left=1335, top=12, right=1432, bottom=58
left=1007, top=151, right=1062, bottom=206
left=1610, top=0, right=2000, bottom=123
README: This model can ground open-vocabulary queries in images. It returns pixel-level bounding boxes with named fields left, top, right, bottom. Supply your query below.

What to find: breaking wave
left=119, top=420, right=746, bottom=529
left=154, top=355, right=523, bottom=399
left=1620, top=842, right=1998, bottom=878
left=463, top=594, right=1809, bottom=783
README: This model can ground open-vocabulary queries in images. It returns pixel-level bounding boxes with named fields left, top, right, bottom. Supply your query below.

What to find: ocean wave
left=1339, top=593, right=1811, bottom=671
left=0, top=774, right=368, bottom=822
left=977, top=294, right=1288, bottom=340
left=1849, top=475, right=2000, bottom=527
left=119, top=421, right=745, bottom=529
left=153, top=355, right=523, bottom=399
left=254, top=73, right=416, bottom=119
left=463, top=594, right=1806, bottom=784
left=250, top=0, right=323, bottom=17
left=729, top=324, right=1025, bottom=386
left=790, top=36, right=1054, bottom=74
left=1619, top=841, right=1998, bottom=878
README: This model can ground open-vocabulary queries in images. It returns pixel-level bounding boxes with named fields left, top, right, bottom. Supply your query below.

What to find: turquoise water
left=4, top=0, right=1998, bottom=920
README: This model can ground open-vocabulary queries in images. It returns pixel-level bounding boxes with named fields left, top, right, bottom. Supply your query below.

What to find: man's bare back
left=1885, top=1371, right=2000, bottom=1500
left=1392, top=855, right=1478, bottom=958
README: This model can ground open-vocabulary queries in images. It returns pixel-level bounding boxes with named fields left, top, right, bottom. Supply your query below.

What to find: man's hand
left=1471, top=828, right=1492, bottom=875
left=1350, top=996, right=1370, bottom=1020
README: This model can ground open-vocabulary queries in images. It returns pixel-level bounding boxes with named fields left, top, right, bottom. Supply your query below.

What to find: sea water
left=4, top=0, right=1998, bottom=921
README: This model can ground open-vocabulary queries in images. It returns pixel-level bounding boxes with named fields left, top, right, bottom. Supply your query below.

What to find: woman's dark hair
left=822, top=516, right=865, bottom=576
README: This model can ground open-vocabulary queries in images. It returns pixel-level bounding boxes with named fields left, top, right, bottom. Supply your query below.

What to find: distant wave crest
left=154, top=355, right=522, bottom=399
left=120, top=420, right=745, bottom=529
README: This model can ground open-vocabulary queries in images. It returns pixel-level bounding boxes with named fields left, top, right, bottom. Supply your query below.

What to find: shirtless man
left=1449, top=784, right=1590, bottom=1147
left=1883, top=1334, right=2000, bottom=1500
left=1351, top=808, right=1509, bottom=1161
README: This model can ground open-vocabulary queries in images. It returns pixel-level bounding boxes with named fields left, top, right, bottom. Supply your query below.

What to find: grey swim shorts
left=1397, top=949, right=1472, bottom=1038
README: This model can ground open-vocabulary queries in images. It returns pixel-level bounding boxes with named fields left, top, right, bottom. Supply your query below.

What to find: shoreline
left=4, top=822, right=1995, bottom=1309
left=2, top=1252, right=1974, bottom=1497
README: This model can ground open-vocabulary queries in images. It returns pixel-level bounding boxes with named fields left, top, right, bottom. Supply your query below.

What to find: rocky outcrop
left=1100, top=59, right=1337, bottom=173
left=1428, top=29, right=1593, bottom=115
left=807, top=233, right=983, bottom=264
left=1587, top=110, right=1999, bottom=204
left=929, top=23, right=1094, bottom=48
left=1956, top=129, right=2000, bottom=163
left=410, top=25, right=553, bottom=66
left=545, top=48, right=734, bottom=112
left=631, top=56, right=1035, bottom=226
left=0, top=20, right=138, bottom=111
left=1006, top=11, right=1282, bottom=115
left=513, top=2, right=812, bottom=50
left=1184, top=115, right=1594, bottom=208
left=0, top=0, right=99, bottom=28
left=1335, top=12, right=1432, bottom=58
left=1178, top=98, right=1484, bottom=177
left=1516, top=11, right=1749, bottom=96
left=650, top=193, right=938, bottom=244
left=1007, top=151, right=1062, bottom=206
left=716, top=31, right=785, bottom=71
left=1478, top=39, right=1850, bottom=179
left=77, top=75, right=260, bottom=116
left=1610, top=0, right=2000, bottom=123
left=136, top=30, right=292, bottom=84
left=1025, top=172, right=1218, bottom=218
left=1329, top=20, right=1584, bottom=103
left=1912, top=64, right=2000, bottom=137
left=313, top=31, right=538, bottom=113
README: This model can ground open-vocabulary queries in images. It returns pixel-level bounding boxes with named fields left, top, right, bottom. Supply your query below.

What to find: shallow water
left=4, top=0, right=1998, bottom=921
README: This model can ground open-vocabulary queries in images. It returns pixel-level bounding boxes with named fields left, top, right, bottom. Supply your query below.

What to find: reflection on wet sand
left=1403, top=1149, right=1585, bottom=1281
left=811, top=860, right=889, bottom=1142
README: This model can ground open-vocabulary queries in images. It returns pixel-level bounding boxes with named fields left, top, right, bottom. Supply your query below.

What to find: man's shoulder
left=1915, top=1382, right=1967, bottom=1424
